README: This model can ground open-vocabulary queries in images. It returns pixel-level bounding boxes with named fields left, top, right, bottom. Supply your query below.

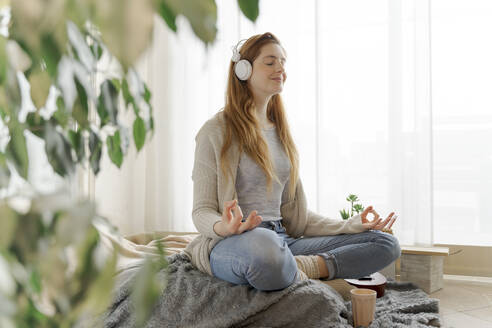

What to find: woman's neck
left=253, top=95, right=274, bottom=128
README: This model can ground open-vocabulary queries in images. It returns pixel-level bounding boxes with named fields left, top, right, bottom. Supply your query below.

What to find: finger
left=236, top=204, right=244, bottom=220
left=226, top=207, right=233, bottom=222
left=224, top=201, right=236, bottom=222
left=381, top=212, right=396, bottom=228
left=361, top=205, right=373, bottom=219
left=362, top=219, right=380, bottom=230
left=240, top=210, right=257, bottom=224
left=238, top=211, right=259, bottom=233
left=371, top=209, right=380, bottom=221
left=249, top=215, right=262, bottom=229
left=387, top=215, right=397, bottom=229
left=224, top=199, right=236, bottom=209
left=230, top=204, right=243, bottom=230
left=231, top=202, right=242, bottom=221
left=371, top=218, right=382, bottom=228
left=374, top=219, right=389, bottom=230
left=365, top=218, right=380, bottom=230
left=256, top=215, right=263, bottom=225
left=224, top=200, right=237, bottom=221
left=380, top=212, right=394, bottom=226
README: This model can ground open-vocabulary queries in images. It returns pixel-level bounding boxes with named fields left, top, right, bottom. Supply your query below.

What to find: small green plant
left=339, top=194, right=365, bottom=220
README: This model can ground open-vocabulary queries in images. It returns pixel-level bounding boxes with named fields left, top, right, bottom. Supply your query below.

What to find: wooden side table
left=399, top=246, right=449, bottom=293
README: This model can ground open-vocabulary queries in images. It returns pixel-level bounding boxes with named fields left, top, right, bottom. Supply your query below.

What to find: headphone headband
left=231, top=38, right=252, bottom=81
left=231, top=39, right=248, bottom=62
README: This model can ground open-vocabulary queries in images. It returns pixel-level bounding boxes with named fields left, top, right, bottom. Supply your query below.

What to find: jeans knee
left=377, top=232, right=401, bottom=262
left=250, top=253, right=297, bottom=291
left=244, top=229, right=297, bottom=290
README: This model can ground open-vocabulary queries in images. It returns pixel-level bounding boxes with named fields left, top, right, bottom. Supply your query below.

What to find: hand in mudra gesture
left=215, top=200, right=263, bottom=237
left=360, top=205, right=397, bottom=231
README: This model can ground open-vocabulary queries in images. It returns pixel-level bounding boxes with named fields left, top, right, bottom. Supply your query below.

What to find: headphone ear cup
left=234, top=59, right=252, bottom=81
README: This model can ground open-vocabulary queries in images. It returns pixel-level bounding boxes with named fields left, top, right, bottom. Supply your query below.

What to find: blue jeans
left=210, top=220, right=401, bottom=291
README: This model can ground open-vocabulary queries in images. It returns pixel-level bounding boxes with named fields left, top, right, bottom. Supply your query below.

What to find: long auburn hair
left=220, top=32, right=299, bottom=201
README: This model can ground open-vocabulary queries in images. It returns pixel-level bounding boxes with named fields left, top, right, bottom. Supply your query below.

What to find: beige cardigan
left=183, top=111, right=366, bottom=276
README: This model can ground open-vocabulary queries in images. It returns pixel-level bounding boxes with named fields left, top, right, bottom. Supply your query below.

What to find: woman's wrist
left=213, top=221, right=228, bottom=237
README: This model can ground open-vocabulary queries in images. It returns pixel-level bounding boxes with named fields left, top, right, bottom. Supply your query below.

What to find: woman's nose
left=276, top=62, right=285, bottom=72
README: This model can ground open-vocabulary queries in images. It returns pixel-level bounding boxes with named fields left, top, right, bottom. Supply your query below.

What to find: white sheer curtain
left=93, top=0, right=434, bottom=243
left=431, top=0, right=492, bottom=246
left=93, top=0, right=491, bottom=248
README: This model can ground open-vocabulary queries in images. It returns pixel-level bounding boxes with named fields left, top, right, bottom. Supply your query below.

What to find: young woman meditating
left=184, top=32, right=400, bottom=291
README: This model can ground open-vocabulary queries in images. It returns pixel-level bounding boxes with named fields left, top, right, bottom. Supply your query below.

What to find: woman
left=183, top=32, right=400, bottom=292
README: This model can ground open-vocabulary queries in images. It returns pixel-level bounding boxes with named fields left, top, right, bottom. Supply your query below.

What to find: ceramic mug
left=350, top=288, right=377, bottom=327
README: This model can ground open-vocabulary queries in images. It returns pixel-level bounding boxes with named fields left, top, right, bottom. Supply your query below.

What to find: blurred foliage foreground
left=0, top=0, right=260, bottom=327
left=1, top=192, right=168, bottom=328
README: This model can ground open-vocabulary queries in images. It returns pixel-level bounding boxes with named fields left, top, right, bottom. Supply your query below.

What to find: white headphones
left=231, top=39, right=252, bottom=81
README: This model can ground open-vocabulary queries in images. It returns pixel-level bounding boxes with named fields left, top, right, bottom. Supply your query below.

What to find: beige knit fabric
left=296, top=268, right=309, bottom=281
left=183, top=111, right=366, bottom=276
left=295, top=255, right=321, bottom=279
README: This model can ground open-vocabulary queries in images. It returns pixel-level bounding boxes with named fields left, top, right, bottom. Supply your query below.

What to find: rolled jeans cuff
left=318, top=252, right=337, bottom=280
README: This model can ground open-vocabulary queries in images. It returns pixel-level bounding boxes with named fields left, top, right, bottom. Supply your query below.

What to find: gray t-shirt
left=235, top=127, right=291, bottom=221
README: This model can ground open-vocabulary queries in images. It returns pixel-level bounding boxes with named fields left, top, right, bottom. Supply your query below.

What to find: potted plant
left=339, top=194, right=365, bottom=220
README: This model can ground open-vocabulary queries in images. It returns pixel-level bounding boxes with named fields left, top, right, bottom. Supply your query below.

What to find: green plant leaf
left=111, top=78, right=121, bottom=93
left=91, top=42, right=103, bottom=60
left=166, top=0, right=218, bottom=45
left=6, top=121, right=29, bottom=179
left=0, top=203, right=17, bottom=248
left=92, top=0, right=154, bottom=71
left=346, top=194, right=359, bottom=202
left=106, top=131, right=123, bottom=168
left=143, top=84, right=152, bottom=104
left=98, top=80, right=119, bottom=127
left=26, top=112, right=45, bottom=139
left=121, top=78, right=140, bottom=116
left=53, top=97, right=69, bottom=129
left=72, top=78, right=89, bottom=128
left=68, top=129, right=85, bottom=163
left=28, top=69, right=51, bottom=110
left=158, top=0, right=178, bottom=32
left=339, top=209, right=350, bottom=220
left=96, top=98, right=109, bottom=127
left=353, top=204, right=364, bottom=214
left=44, top=121, right=75, bottom=176
left=29, top=269, right=42, bottom=294
left=71, top=227, right=100, bottom=306
left=133, top=116, right=146, bottom=152
left=26, top=298, right=48, bottom=325
left=121, top=79, right=133, bottom=107
left=132, top=241, right=168, bottom=326
left=80, top=249, right=117, bottom=316
left=149, top=116, right=155, bottom=132
left=40, top=33, right=62, bottom=78
left=89, top=131, right=102, bottom=175
left=237, top=0, right=259, bottom=22
left=0, top=36, right=7, bottom=85
left=0, top=152, right=10, bottom=188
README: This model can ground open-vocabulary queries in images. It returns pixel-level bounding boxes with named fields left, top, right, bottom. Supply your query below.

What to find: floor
left=430, top=276, right=492, bottom=327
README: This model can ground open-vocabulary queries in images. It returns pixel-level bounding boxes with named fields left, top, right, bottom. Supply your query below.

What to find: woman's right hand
left=214, top=199, right=263, bottom=237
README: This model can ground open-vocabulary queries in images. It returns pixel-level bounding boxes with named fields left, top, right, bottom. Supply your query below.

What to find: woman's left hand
left=360, top=205, right=397, bottom=231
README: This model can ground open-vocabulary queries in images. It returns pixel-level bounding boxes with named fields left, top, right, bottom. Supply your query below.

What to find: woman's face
left=248, top=43, right=287, bottom=98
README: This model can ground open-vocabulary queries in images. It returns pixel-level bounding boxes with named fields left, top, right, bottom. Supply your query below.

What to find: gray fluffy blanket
left=102, top=253, right=441, bottom=328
